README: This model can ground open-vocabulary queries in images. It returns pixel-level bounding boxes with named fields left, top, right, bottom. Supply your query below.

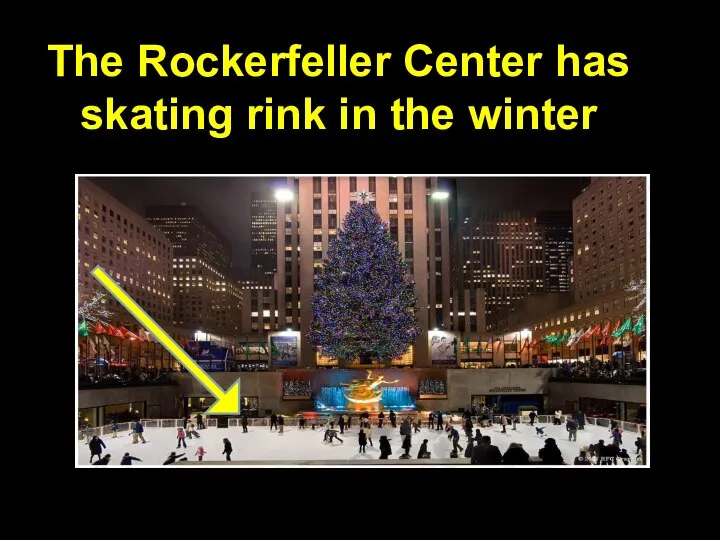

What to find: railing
left=78, top=414, right=646, bottom=441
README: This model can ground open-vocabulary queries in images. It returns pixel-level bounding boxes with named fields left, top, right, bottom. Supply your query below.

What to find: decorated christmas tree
left=308, top=192, right=420, bottom=365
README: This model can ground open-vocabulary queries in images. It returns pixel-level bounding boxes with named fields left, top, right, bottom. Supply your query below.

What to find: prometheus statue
left=341, top=370, right=399, bottom=411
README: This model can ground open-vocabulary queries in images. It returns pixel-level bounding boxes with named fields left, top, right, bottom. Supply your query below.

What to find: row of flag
left=541, top=316, right=645, bottom=347
left=78, top=320, right=151, bottom=341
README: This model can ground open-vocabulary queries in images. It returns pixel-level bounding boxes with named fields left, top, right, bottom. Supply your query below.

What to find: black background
left=40, top=16, right=658, bottom=500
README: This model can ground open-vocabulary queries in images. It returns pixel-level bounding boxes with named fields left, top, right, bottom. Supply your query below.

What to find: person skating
left=576, top=409, right=585, bottom=430
left=417, top=439, right=430, bottom=459
left=502, top=442, right=530, bottom=465
left=379, top=435, right=392, bottom=459
left=298, top=417, right=306, bottom=430
left=610, top=427, right=623, bottom=447
left=378, top=411, right=385, bottom=428
left=464, top=435, right=474, bottom=458
left=110, top=421, right=119, bottom=439
left=278, top=415, right=285, bottom=433
left=566, top=419, right=578, bottom=442
left=528, top=410, right=537, bottom=426
left=512, top=414, right=519, bottom=431
left=365, top=422, right=374, bottom=447
left=500, top=414, right=509, bottom=434
left=401, top=431, right=412, bottom=457
left=134, top=420, right=146, bottom=444
left=428, top=412, right=435, bottom=430
left=120, top=453, right=142, bottom=465
left=196, top=413, right=205, bottom=430
left=389, top=410, right=397, bottom=428
left=176, top=427, right=187, bottom=449
left=324, top=422, right=344, bottom=444
left=240, top=415, right=248, bottom=433
left=554, top=410, right=563, bottom=426
left=338, top=414, right=345, bottom=434
left=413, top=418, right=421, bottom=434
left=182, top=416, right=189, bottom=430
left=345, top=414, right=351, bottom=430
left=92, top=454, right=111, bottom=465
left=474, top=428, right=483, bottom=444
left=448, top=426, right=464, bottom=454
left=538, top=438, right=564, bottom=465
left=222, top=438, right=233, bottom=461
left=163, top=452, right=186, bottom=465
left=270, top=413, right=278, bottom=430
left=195, top=446, right=207, bottom=461
left=535, top=426, right=547, bottom=437
left=84, top=425, right=94, bottom=445
left=471, top=436, right=502, bottom=465
left=464, top=416, right=473, bottom=439
left=358, top=429, right=367, bottom=453
left=88, top=435, right=106, bottom=463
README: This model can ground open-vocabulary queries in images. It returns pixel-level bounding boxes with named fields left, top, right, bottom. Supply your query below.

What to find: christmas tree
left=308, top=192, right=420, bottom=365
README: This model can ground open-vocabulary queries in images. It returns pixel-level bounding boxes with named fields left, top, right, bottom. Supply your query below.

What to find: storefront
left=183, top=396, right=260, bottom=418
left=471, top=392, right=544, bottom=415
left=79, top=401, right=146, bottom=428
left=579, top=396, right=645, bottom=423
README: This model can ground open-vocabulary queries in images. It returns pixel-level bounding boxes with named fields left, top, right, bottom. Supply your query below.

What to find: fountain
left=315, top=370, right=416, bottom=412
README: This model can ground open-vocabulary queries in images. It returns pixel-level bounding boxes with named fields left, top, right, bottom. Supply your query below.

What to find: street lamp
left=431, top=191, right=450, bottom=200
left=275, top=188, right=294, bottom=202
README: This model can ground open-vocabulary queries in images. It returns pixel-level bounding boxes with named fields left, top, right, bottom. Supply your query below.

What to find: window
left=328, top=177, right=336, bottom=193
left=369, top=176, right=376, bottom=192
left=389, top=177, right=397, bottom=192
left=403, top=177, right=412, bottom=193
left=313, top=177, right=322, bottom=193
left=349, top=177, right=357, bottom=192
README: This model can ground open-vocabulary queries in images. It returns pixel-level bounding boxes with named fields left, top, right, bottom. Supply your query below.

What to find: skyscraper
left=146, top=205, right=241, bottom=336
left=536, top=211, right=573, bottom=294
left=459, top=211, right=545, bottom=332
left=250, top=192, right=277, bottom=277
left=276, top=176, right=462, bottom=366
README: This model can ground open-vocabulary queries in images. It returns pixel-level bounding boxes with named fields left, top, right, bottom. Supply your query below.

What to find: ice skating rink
left=77, top=421, right=640, bottom=466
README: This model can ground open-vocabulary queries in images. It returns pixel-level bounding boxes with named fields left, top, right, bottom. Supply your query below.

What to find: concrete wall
left=547, top=382, right=647, bottom=410
left=79, top=385, right=181, bottom=419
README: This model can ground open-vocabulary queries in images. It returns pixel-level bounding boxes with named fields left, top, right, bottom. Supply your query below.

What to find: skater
left=163, top=452, right=187, bottom=465
left=84, top=425, right=94, bottom=444
left=576, top=409, right=585, bottom=430
left=134, top=420, right=146, bottom=444
left=110, top=421, right=119, bottom=438
left=389, top=410, right=397, bottom=428
left=417, top=439, right=430, bottom=459
left=196, top=413, right=204, bottom=430
left=92, top=454, right=111, bottom=465
left=535, top=426, right=546, bottom=437
left=270, top=413, right=278, bottom=430
left=401, top=430, right=412, bottom=457
left=176, top=427, right=187, bottom=449
left=554, top=410, right=563, bottom=426
left=298, top=417, right=306, bottom=430
left=464, top=416, right=473, bottom=439
left=529, top=410, right=537, bottom=426
left=120, top=453, right=142, bottom=465
left=436, top=412, right=443, bottom=430
left=610, top=427, right=623, bottom=447
left=188, top=423, right=200, bottom=438
left=413, top=418, right=421, bottom=434
left=338, top=414, right=345, bottom=434
left=635, top=437, right=643, bottom=455
left=502, top=442, right=530, bottom=465
left=378, top=411, right=385, bottom=428
left=182, top=416, right=188, bottom=429
left=345, top=414, right=351, bottom=430
left=428, top=412, right=435, bottom=430
left=365, top=422, right=374, bottom=447
left=89, top=435, right=106, bottom=463
left=358, top=429, right=367, bottom=453
left=278, top=415, right=284, bottom=433
left=500, top=414, right=508, bottom=434
left=448, top=426, right=464, bottom=453
left=474, top=428, right=483, bottom=443
left=241, top=415, right=248, bottom=433
left=327, top=425, right=344, bottom=444
left=464, top=435, right=475, bottom=458
left=195, top=446, right=207, bottom=461
left=379, top=435, right=392, bottom=459
left=512, top=414, right=519, bottom=431
left=222, top=438, right=233, bottom=461
left=567, top=418, right=578, bottom=442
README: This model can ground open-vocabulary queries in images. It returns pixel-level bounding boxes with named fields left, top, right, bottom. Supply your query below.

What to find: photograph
left=77, top=175, right=648, bottom=467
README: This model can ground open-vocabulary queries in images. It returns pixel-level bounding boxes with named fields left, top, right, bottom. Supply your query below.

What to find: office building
left=236, top=267, right=277, bottom=336
left=146, top=205, right=241, bottom=336
left=459, top=211, right=546, bottom=332
left=276, top=176, right=463, bottom=366
left=250, top=192, right=278, bottom=278
left=77, top=178, right=174, bottom=326
left=536, top=211, right=573, bottom=294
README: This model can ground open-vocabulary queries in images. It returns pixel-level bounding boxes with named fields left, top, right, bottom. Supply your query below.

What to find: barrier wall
left=547, top=382, right=647, bottom=410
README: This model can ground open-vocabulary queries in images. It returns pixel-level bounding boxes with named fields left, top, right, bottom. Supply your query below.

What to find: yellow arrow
left=91, top=265, right=240, bottom=415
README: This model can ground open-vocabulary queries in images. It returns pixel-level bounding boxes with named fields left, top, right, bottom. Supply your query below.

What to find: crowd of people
left=554, top=358, right=647, bottom=383
left=418, top=379, right=447, bottom=395
left=283, top=379, right=312, bottom=397
left=78, top=367, right=177, bottom=389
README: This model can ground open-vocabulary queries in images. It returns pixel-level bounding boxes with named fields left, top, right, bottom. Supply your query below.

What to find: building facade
left=78, top=178, right=173, bottom=326
left=250, top=192, right=277, bottom=278
left=276, top=176, right=462, bottom=367
left=459, top=211, right=546, bottom=332
left=236, top=267, right=277, bottom=336
left=146, top=205, right=241, bottom=336
left=536, top=211, right=573, bottom=294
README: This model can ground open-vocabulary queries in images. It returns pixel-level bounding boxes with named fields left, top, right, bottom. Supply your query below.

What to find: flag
left=598, top=321, right=612, bottom=346
left=484, top=338, right=492, bottom=352
left=520, top=336, right=530, bottom=352
left=259, top=339, right=267, bottom=355
left=78, top=319, right=89, bottom=337
left=476, top=339, right=483, bottom=355
left=510, top=335, right=517, bottom=353
left=93, top=322, right=106, bottom=334
left=612, top=317, right=633, bottom=339
left=463, top=336, right=470, bottom=355
left=138, top=329, right=151, bottom=341
left=107, top=324, right=124, bottom=338
left=632, top=315, right=646, bottom=335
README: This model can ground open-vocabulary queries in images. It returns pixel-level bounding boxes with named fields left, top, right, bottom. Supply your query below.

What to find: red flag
left=520, top=337, right=530, bottom=352
left=93, top=322, right=106, bottom=334
left=599, top=321, right=612, bottom=346
left=106, top=324, right=124, bottom=338
left=582, top=325, right=600, bottom=339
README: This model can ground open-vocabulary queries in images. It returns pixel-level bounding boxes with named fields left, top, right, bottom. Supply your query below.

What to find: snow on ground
left=77, top=421, right=639, bottom=466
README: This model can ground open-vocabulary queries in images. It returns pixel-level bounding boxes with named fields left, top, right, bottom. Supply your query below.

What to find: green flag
left=632, top=315, right=646, bottom=335
left=463, top=337, right=470, bottom=355
left=259, top=339, right=267, bottom=355
left=78, top=319, right=89, bottom=337
left=476, top=339, right=483, bottom=355
left=612, top=317, right=633, bottom=338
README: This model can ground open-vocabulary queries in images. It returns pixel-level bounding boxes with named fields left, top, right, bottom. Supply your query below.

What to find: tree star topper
left=358, top=190, right=373, bottom=203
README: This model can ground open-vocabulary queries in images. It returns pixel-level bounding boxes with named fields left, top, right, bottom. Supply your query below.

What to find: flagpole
left=84, top=326, right=89, bottom=376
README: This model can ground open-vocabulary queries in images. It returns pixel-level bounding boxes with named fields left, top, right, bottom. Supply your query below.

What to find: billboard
left=429, top=331, right=457, bottom=366
left=270, top=333, right=299, bottom=367
left=182, top=341, right=231, bottom=372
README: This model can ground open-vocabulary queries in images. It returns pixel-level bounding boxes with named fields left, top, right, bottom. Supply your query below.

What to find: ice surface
left=77, top=421, right=640, bottom=466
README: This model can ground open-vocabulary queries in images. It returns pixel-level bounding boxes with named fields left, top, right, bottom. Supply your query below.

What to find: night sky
left=88, top=176, right=588, bottom=266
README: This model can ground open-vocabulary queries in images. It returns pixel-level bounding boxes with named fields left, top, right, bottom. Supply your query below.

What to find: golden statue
left=340, top=370, right=399, bottom=411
